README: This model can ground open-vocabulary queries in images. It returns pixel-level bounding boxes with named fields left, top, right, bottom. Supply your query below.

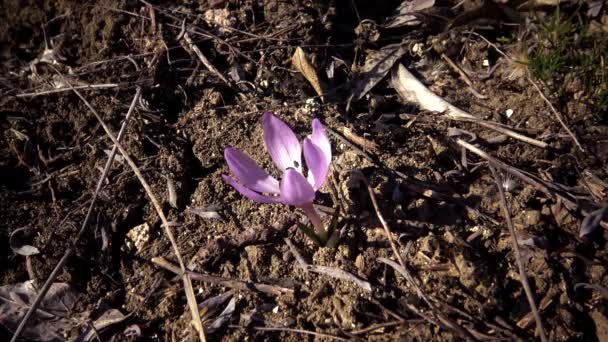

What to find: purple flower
left=222, top=112, right=332, bottom=241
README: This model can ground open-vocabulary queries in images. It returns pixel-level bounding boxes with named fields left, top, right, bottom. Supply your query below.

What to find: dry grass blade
left=49, top=70, right=206, bottom=341
left=9, top=88, right=142, bottom=342
left=489, top=165, right=547, bottom=342
left=292, top=47, right=325, bottom=101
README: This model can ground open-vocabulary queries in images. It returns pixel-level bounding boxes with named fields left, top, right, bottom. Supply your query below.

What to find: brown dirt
left=1, top=0, right=607, bottom=341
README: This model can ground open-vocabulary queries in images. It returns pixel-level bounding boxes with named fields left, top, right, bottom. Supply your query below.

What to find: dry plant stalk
left=52, top=70, right=206, bottom=341
left=528, top=76, right=584, bottom=152
left=9, top=88, right=142, bottom=342
left=365, top=179, right=474, bottom=340
left=489, top=165, right=547, bottom=342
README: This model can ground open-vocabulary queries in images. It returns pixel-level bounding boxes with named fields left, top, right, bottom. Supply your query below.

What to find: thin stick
left=489, top=165, right=547, bottom=342
left=50, top=69, right=206, bottom=341
left=440, top=53, right=476, bottom=89
left=16, top=83, right=119, bottom=98
left=528, top=76, right=584, bottom=152
left=10, top=88, right=141, bottom=342
left=151, top=257, right=293, bottom=296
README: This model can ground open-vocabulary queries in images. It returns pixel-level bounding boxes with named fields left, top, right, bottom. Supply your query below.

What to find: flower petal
left=224, top=147, right=280, bottom=194
left=303, top=138, right=330, bottom=190
left=280, top=168, right=315, bottom=206
left=310, top=119, right=332, bottom=163
left=262, top=112, right=302, bottom=172
left=222, top=174, right=281, bottom=204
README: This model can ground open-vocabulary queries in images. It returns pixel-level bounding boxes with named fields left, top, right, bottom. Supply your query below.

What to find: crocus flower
left=222, top=112, right=332, bottom=242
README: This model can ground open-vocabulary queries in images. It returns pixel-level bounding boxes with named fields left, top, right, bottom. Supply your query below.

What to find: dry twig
left=489, top=165, right=547, bottom=342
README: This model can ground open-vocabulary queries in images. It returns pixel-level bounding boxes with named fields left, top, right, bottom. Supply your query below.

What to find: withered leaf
left=385, top=0, right=435, bottom=28
left=347, top=43, right=407, bottom=111
left=292, top=47, right=325, bottom=101
left=0, top=281, right=79, bottom=341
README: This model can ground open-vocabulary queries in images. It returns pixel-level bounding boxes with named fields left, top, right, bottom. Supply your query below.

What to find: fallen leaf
left=78, top=308, right=127, bottom=342
left=292, top=47, right=325, bottom=101
left=347, top=43, right=407, bottom=111
left=586, top=1, right=603, bottom=17
left=385, top=0, right=435, bottom=28
left=0, top=281, right=79, bottom=341
left=391, top=63, right=474, bottom=120
left=9, top=227, right=40, bottom=256
left=199, top=292, right=235, bottom=333
left=580, top=206, right=608, bottom=238
left=187, top=205, right=224, bottom=220
left=206, top=297, right=236, bottom=333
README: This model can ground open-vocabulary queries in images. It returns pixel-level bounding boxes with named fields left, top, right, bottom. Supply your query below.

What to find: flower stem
left=300, top=203, right=327, bottom=243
